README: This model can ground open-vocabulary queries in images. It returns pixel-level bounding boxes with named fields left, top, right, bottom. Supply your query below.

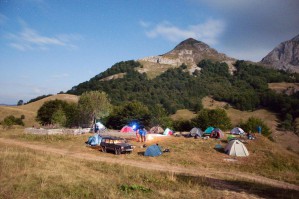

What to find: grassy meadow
left=1, top=94, right=299, bottom=198
left=0, top=128, right=299, bottom=198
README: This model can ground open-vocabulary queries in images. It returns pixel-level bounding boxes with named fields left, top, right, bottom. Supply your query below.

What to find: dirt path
left=0, top=137, right=298, bottom=192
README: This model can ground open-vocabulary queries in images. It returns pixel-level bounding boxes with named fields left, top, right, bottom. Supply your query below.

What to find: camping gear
left=204, top=127, right=214, bottom=135
left=120, top=125, right=134, bottom=133
left=149, top=126, right=164, bottom=134
left=86, top=133, right=102, bottom=146
left=230, top=127, right=245, bottom=135
left=163, top=128, right=173, bottom=135
left=190, top=127, right=203, bottom=137
left=227, top=134, right=236, bottom=141
left=225, top=140, right=249, bottom=157
left=144, top=144, right=163, bottom=157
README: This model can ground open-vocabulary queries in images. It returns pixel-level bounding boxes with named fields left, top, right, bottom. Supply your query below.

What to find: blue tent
left=86, top=133, right=102, bottom=146
left=204, top=127, right=214, bottom=134
left=144, top=145, right=163, bottom=157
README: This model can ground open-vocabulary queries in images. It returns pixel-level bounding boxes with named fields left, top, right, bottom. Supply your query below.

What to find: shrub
left=2, top=115, right=24, bottom=128
left=191, top=108, right=232, bottom=130
left=239, top=117, right=271, bottom=137
left=173, top=120, right=192, bottom=132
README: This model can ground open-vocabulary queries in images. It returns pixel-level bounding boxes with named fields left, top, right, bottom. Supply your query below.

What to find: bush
left=2, top=115, right=24, bottom=128
left=173, top=120, right=192, bottom=132
left=239, top=117, right=271, bottom=137
left=191, top=108, right=232, bottom=130
left=105, top=101, right=151, bottom=129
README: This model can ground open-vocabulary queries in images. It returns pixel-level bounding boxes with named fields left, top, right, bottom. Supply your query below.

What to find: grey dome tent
left=230, top=127, right=245, bottom=135
left=190, top=128, right=203, bottom=137
left=144, top=144, right=163, bottom=157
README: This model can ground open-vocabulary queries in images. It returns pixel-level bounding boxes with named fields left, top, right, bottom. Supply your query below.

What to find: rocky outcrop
left=163, top=38, right=235, bottom=64
left=138, top=38, right=236, bottom=75
left=261, top=34, right=299, bottom=73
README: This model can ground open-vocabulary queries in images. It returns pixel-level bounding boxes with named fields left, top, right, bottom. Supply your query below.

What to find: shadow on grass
left=175, top=174, right=299, bottom=199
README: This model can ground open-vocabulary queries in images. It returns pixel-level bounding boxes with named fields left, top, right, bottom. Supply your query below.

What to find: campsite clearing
left=0, top=128, right=298, bottom=199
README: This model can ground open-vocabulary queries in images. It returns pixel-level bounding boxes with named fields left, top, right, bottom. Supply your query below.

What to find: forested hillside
left=67, top=60, right=299, bottom=131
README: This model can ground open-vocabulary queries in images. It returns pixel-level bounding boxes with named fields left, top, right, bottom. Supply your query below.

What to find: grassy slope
left=0, top=94, right=79, bottom=127
left=137, top=60, right=178, bottom=79
left=171, top=96, right=299, bottom=153
left=0, top=129, right=298, bottom=198
left=268, top=82, right=299, bottom=93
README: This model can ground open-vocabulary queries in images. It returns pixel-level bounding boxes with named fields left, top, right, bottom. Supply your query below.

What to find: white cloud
left=6, top=21, right=82, bottom=51
left=142, top=19, right=225, bottom=45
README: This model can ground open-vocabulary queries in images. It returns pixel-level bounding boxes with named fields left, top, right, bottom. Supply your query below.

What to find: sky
left=0, top=0, right=299, bottom=105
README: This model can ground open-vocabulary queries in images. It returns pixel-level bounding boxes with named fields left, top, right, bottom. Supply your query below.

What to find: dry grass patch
left=0, top=143, right=276, bottom=199
left=137, top=61, right=178, bottom=79
left=268, top=82, right=299, bottom=94
left=171, top=109, right=197, bottom=121
left=3, top=128, right=298, bottom=185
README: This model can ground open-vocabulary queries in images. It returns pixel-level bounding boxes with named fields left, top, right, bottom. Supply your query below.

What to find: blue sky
left=1, top=0, right=299, bottom=104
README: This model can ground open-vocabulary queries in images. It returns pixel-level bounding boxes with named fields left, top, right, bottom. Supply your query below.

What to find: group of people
left=136, top=126, right=147, bottom=142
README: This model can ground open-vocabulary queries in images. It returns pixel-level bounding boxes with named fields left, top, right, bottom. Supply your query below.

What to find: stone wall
left=25, top=128, right=91, bottom=135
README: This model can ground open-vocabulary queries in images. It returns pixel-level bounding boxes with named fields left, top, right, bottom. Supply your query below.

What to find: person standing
left=141, top=127, right=147, bottom=142
left=257, top=126, right=262, bottom=134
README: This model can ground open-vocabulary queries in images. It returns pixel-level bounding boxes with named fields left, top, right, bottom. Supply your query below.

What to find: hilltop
left=138, top=38, right=236, bottom=78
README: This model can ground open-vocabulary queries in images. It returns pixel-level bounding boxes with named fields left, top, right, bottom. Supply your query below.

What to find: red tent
left=120, top=125, right=134, bottom=133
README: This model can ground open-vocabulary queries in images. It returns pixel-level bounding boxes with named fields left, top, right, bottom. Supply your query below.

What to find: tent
left=120, top=125, right=134, bottom=133
left=95, top=121, right=106, bottom=132
left=163, top=128, right=173, bottom=135
left=211, top=128, right=224, bottom=138
left=190, top=127, right=204, bottom=137
left=144, top=144, right=163, bottom=157
left=86, top=133, right=102, bottom=146
left=230, top=127, right=245, bottom=135
left=225, top=140, right=249, bottom=157
left=204, top=127, right=214, bottom=135
left=150, top=126, right=164, bottom=134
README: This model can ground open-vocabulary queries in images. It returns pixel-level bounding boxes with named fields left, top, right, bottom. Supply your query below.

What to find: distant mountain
left=261, top=34, right=299, bottom=73
left=138, top=38, right=236, bottom=77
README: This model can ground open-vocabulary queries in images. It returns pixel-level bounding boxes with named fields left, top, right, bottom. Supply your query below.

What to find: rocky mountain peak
left=138, top=38, right=236, bottom=77
left=173, top=38, right=210, bottom=50
left=261, top=34, right=299, bottom=73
